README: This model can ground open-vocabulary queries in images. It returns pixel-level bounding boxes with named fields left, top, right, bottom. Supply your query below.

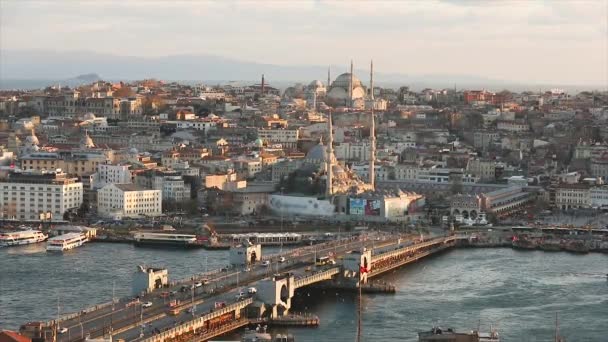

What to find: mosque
left=269, top=61, right=424, bottom=220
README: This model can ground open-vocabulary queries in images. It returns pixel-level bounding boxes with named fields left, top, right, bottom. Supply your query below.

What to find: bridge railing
left=371, top=236, right=454, bottom=264
left=138, top=298, right=253, bottom=342
left=294, top=267, right=340, bottom=288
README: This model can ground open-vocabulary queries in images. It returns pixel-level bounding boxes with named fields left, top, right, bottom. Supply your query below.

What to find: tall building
left=0, top=170, right=83, bottom=221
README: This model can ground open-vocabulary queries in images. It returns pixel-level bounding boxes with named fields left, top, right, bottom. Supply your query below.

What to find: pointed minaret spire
left=327, top=66, right=331, bottom=90
left=261, top=74, right=265, bottom=95
left=370, top=59, right=374, bottom=100
left=369, top=59, right=376, bottom=191
left=349, top=60, right=354, bottom=107
left=326, top=110, right=334, bottom=197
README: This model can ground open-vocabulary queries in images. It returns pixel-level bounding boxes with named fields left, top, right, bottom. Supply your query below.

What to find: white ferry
left=46, top=233, right=88, bottom=252
left=132, top=232, right=199, bottom=248
left=0, top=230, right=48, bottom=247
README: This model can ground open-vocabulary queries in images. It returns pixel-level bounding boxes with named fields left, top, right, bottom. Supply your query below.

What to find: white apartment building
left=152, top=176, right=191, bottom=203
left=497, top=120, right=529, bottom=132
left=257, top=129, right=299, bottom=149
left=172, top=119, right=221, bottom=134
left=334, top=141, right=371, bottom=161
left=555, top=184, right=590, bottom=210
left=97, top=183, right=161, bottom=219
left=0, top=170, right=83, bottom=221
left=590, top=187, right=608, bottom=208
left=394, top=164, right=419, bottom=180
left=92, top=164, right=132, bottom=189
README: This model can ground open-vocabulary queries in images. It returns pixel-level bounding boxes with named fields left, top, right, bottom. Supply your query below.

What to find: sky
left=1, top=0, right=607, bottom=86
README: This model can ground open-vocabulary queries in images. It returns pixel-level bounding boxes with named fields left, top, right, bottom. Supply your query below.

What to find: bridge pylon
left=256, top=272, right=295, bottom=318
left=342, top=248, right=372, bottom=285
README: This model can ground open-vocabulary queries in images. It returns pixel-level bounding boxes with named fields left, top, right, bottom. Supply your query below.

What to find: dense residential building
left=0, top=170, right=83, bottom=221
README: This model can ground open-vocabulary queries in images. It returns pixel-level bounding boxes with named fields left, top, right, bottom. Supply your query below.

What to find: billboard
left=349, top=198, right=366, bottom=215
left=365, top=199, right=381, bottom=216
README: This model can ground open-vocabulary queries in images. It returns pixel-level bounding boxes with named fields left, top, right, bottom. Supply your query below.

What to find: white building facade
left=97, top=184, right=161, bottom=219
left=0, top=170, right=83, bottom=221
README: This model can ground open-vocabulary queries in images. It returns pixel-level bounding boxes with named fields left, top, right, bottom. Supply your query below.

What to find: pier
left=20, top=233, right=464, bottom=342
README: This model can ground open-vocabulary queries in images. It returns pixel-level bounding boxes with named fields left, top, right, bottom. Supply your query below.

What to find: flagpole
left=356, top=281, right=362, bottom=342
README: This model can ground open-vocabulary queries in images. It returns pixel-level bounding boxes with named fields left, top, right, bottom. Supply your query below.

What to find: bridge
left=21, top=233, right=464, bottom=342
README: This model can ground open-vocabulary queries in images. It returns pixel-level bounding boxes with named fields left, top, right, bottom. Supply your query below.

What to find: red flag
left=360, top=266, right=368, bottom=274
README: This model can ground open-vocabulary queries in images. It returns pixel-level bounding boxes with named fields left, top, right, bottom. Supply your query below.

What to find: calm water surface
left=1, top=244, right=607, bottom=341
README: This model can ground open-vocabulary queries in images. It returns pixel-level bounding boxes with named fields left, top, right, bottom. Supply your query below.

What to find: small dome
left=83, top=112, right=96, bottom=120
left=308, top=80, right=324, bottom=89
left=129, top=147, right=139, bottom=154
left=254, top=138, right=264, bottom=147
left=81, top=131, right=95, bottom=148
left=305, top=142, right=328, bottom=161
left=26, top=129, right=39, bottom=146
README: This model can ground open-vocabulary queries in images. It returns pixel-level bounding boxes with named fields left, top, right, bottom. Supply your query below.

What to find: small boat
left=0, top=230, right=48, bottom=247
left=539, top=242, right=562, bottom=252
left=240, top=326, right=295, bottom=342
left=418, top=326, right=499, bottom=341
left=46, top=233, right=88, bottom=252
left=512, top=239, right=538, bottom=250
left=563, top=241, right=589, bottom=254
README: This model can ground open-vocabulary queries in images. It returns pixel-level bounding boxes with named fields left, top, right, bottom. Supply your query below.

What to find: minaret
left=326, top=109, right=334, bottom=197
left=369, top=60, right=376, bottom=190
left=349, top=60, right=354, bottom=107
left=327, top=66, right=331, bottom=90
left=261, top=74, right=265, bottom=95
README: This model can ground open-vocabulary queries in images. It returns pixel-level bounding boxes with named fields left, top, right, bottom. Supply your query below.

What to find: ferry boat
left=132, top=232, right=200, bottom=248
left=418, top=327, right=499, bottom=342
left=46, top=233, right=88, bottom=252
left=0, top=230, right=48, bottom=247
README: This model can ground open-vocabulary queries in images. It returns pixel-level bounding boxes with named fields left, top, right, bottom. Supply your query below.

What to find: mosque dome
left=327, top=73, right=366, bottom=105
left=308, top=80, right=325, bottom=89
left=129, top=147, right=139, bottom=155
left=305, top=142, right=328, bottom=162
left=254, top=138, right=264, bottom=148
left=83, top=112, right=96, bottom=120
left=332, top=73, right=362, bottom=89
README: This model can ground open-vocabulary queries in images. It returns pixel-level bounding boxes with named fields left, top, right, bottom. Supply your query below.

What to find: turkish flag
left=360, top=266, right=368, bottom=274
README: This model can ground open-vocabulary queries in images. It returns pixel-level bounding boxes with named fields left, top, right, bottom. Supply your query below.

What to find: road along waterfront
left=2, top=241, right=607, bottom=341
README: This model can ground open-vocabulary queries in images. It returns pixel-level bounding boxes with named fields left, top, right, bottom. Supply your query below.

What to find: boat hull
left=134, top=239, right=201, bottom=249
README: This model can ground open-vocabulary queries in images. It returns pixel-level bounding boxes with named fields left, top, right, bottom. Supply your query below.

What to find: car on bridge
left=279, top=256, right=286, bottom=263
left=58, top=327, right=68, bottom=334
left=262, top=260, right=271, bottom=267
left=142, top=301, right=153, bottom=308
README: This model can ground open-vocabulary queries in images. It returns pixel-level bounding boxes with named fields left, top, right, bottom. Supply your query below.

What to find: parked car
left=142, top=301, right=153, bottom=308
left=247, top=287, right=257, bottom=294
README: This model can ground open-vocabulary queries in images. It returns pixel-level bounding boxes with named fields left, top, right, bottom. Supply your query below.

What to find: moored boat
left=132, top=231, right=200, bottom=248
left=0, top=230, right=48, bottom=247
left=418, top=326, right=499, bottom=342
left=46, top=233, right=88, bottom=252
left=563, top=241, right=589, bottom=254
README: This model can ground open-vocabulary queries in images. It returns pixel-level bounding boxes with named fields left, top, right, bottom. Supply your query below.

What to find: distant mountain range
left=0, top=49, right=601, bottom=92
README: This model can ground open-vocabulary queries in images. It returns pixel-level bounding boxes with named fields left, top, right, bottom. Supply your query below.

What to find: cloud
left=0, top=0, right=605, bottom=85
